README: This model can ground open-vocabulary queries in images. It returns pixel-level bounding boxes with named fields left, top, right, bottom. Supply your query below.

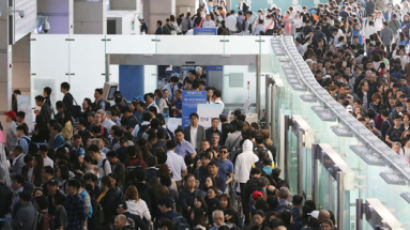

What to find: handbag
left=72, top=98, right=82, bottom=118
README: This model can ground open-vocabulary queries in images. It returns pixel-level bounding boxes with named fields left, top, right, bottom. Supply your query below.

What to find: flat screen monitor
left=107, top=85, right=117, bottom=101
left=103, top=82, right=119, bottom=101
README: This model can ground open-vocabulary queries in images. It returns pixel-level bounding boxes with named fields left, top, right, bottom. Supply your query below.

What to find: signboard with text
left=182, top=91, right=207, bottom=128
left=197, top=104, right=223, bottom=129
left=194, top=28, right=218, bottom=35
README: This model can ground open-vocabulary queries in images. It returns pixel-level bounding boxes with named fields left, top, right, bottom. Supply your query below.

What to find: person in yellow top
left=60, top=111, right=73, bottom=144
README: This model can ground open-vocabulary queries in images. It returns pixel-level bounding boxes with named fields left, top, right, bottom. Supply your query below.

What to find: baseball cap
left=48, top=179, right=58, bottom=186
left=252, top=190, right=264, bottom=200
left=4, top=111, right=16, bottom=120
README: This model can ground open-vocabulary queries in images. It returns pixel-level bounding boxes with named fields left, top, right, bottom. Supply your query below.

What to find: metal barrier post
left=297, top=128, right=303, bottom=196
left=356, top=198, right=363, bottom=230
left=337, top=172, right=345, bottom=230
left=105, top=54, right=110, bottom=82
left=256, top=55, right=261, bottom=119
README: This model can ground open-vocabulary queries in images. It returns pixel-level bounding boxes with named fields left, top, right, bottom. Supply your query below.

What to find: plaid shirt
left=65, top=194, right=86, bottom=230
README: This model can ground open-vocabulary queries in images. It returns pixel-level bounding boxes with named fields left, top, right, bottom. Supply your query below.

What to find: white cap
left=308, top=210, right=320, bottom=219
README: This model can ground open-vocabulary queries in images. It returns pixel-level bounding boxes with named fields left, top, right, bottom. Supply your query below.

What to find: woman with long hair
left=61, top=110, right=74, bottom=144
left=154, top=89, right=168, bottom=114
left=218, top=194, right=240, bottom=228
left=123, top=185, right=152, bottom=224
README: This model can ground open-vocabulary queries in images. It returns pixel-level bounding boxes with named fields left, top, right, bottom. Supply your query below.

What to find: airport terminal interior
left=0, top=0, right=409, bottom=229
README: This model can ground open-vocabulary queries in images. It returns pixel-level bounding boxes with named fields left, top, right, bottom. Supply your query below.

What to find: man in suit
left=183, top=113, right=205, bottom=153
left=34, top=95, right=52, bottom=142
left=61, top=82, right=74, bottom=113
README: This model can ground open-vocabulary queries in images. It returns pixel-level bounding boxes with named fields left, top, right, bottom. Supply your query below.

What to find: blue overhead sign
left=182, top=91, right=207, bottom=128
left=194, top=28, right=218, bottom=35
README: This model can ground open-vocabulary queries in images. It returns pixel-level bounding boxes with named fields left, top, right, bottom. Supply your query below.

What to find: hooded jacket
left=234, top=140, right=259, bottom=184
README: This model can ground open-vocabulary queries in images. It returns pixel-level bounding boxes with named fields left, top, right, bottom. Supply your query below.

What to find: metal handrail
left=273, top=36, right=410, bottom=184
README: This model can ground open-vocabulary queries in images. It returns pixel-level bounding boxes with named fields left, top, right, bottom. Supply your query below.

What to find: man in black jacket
left=33, top=95, right=52, bottom=142
left=0, top=168, right=12, bottom=229
left=61, top=82, right=74, bottom=113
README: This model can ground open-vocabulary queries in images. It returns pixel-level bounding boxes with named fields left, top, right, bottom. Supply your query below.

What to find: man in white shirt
left=213, top=89, right=225, bottom=114
left=89, top=144, right=111, bottom=178
left=98, top=109, right=116, bottom=133
left=363, top=19, right=377, bottom=40
left=183, top=113, right=205, bottom=152
left=39, top=145, right=54, bottom=168
left=202, top=14, right=216, bottom=28
left=144, top=93, right=159, bottom=113
left=165, top=140, right=187, bottom=184
left=226, top=10, right=238, bottom=33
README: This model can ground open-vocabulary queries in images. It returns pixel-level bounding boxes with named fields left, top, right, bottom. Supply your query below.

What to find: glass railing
left=267, top=36, right=410, bottom=229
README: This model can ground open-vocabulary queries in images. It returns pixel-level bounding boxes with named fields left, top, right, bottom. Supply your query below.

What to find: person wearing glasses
left=216, top=146, right=234, bottom=194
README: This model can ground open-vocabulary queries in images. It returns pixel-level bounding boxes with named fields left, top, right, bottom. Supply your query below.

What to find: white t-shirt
left=44, top=156, right=54, bottom=168
left=202, top=20, right=216, bottom=28
left=166, top=150, right=187, bottom=181
left=190, top=126, right=198, bottom=150
left=226, top=15, right=237, bottom=32
left=98, top=158, right=112, bottom=178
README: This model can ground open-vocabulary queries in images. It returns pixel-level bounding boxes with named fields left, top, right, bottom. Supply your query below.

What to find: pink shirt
left=0, top=130, right=4, bottom=143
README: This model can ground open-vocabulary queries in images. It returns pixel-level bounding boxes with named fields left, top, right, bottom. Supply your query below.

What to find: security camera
left=43, top=17, right=50, bottom=33
left=15, top=10, right=24, bottom=18
left=8, top=9, right=24, bottom=18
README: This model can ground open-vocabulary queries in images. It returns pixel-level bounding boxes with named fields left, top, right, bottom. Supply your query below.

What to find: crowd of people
left=1, top=71, right=336, bottom=230
left=290, top=0, right=410, bottom=162
left=153, top=0, right=280, bottom=35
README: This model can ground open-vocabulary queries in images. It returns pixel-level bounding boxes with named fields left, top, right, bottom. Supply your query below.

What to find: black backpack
left=172, top=215, right=190, bottom=230
left=21, top=136, right=38, bottom=155
left=32, top=210, right=43, bottom=230
left=90, top=197, right=105, bottom=226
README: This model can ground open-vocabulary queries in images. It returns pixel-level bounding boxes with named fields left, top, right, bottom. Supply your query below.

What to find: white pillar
left=144, top=0, right=176, bottom=34
left=175, top=0, right=197, bottom=16
left=0, top=5, right=12, bottom=121
left=12, top=34, right=30, bottom=96
left=74, top=0, right=106, bottom=34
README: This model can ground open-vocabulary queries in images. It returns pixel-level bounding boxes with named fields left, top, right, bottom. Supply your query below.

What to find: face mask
left=263, top=166, right=272, bottom=175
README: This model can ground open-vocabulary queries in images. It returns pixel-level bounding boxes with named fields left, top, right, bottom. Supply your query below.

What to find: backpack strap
left=137, top=125, right=150, bottom=138
left=102, top=159, right=107, bottom=176
left=22, top=136, right=31, bottom=144
left=230, top=134, right=242, bottom=151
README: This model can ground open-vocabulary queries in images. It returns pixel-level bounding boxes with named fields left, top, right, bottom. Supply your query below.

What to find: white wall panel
left=13, top=0, right=37, bottom=43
